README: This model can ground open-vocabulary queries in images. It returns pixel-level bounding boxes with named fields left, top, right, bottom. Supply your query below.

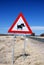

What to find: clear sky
left=0, top=0, right=44, bottom=35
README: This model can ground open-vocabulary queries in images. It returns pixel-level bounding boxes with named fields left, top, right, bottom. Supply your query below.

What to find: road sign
left=8, top=13, right=32, bottom=63
left=8, top=13, right=32, bottom=34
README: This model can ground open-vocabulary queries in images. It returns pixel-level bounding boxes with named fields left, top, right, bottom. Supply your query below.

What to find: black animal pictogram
left=17, top=23, right=25, bottom=30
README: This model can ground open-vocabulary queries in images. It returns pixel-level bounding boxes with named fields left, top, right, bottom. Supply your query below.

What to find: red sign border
left=8, top=13, right=32, bottom=34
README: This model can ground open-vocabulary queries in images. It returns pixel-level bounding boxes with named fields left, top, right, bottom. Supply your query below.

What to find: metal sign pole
left=23, top=34, right=26, bottom=60
left=12, top=35, right=16, bottom=65
left=12, top=43, right=14, bottom=65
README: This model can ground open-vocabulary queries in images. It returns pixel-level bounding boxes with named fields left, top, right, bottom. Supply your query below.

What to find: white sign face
left=12, top=17, right=29, bottom=31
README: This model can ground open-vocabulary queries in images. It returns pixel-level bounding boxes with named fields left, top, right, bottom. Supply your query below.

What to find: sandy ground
left=0, top=36, right=44, bottom=65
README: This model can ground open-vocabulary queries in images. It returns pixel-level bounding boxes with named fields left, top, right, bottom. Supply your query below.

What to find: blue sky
left=0, top=0, right=44, bottom=35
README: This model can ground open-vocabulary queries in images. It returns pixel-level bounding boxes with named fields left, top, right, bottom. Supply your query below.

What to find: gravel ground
left=0, top=36, right=44, bottom=65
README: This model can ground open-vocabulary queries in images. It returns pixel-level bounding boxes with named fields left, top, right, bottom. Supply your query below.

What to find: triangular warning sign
left=8, top=13, right=32, bottom=34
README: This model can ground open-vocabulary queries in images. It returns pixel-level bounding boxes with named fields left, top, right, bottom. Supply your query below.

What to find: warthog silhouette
left=17, top=23, right=25, bottom=30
